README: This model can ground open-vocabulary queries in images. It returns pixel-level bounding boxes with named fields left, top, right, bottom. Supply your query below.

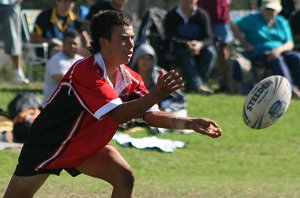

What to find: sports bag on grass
left=224, top=52, right=255, bottom=94
left=8, top=92, right=42, bottom=143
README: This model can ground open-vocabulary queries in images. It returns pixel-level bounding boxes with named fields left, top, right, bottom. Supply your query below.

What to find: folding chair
left=20, top=9, right=48, bottom=80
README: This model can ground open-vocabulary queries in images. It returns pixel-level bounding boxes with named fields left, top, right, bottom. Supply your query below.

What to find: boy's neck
left=105, top=61, right=119, bottom=86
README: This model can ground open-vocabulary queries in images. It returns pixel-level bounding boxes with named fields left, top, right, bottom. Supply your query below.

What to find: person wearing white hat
left=260, top=0, right=283, bottom=12
left=231, top=0, right=300, bottom=99
left=253, top=0, right=296, bottom=19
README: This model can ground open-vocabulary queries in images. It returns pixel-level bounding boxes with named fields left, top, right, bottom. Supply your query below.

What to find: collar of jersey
left=94, top=52, right=132, bottom=94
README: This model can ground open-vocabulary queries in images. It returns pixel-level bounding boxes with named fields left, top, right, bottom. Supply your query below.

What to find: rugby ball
left=243, top=75, right=292, bottom=129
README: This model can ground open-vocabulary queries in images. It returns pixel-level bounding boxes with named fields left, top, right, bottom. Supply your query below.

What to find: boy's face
left=105, top=25, right=134, bottom=65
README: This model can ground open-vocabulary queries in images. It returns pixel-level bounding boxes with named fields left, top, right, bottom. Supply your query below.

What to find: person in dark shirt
left=290, top=10, right=300, bottom=50
left=31, top=0, right=90, bottom=57
left=164, top=0, right=217, bottom=94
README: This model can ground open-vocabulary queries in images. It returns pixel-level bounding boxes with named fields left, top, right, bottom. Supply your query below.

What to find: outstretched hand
left=187, top=118, right=222, bottom=138
left=154, top=70, right=184, bottom=99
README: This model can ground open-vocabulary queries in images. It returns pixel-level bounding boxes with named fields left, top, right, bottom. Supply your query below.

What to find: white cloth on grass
left=113, top=132, right=186, bottom=152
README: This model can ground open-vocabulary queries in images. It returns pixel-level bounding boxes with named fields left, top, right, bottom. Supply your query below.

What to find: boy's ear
left=99, top=37, right=109, bottom=49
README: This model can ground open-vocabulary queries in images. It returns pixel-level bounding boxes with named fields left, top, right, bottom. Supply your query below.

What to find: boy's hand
left=153, top=70, right=184, bottom=99
left=187, top=118, right=222, bottom=138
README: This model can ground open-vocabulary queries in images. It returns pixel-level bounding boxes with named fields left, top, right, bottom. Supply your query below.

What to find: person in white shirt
left=43, top=30, right=84, bottom=104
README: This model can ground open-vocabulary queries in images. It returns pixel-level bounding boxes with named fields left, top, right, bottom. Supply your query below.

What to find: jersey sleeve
left=70, top=62, right=122, bottom=120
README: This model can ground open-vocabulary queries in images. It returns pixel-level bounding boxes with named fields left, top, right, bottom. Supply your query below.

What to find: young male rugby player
left=4, top=10, right=222, bottom=198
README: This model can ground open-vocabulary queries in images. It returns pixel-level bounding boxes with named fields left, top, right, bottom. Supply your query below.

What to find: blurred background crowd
left=1, top=0, right=300, bottom=141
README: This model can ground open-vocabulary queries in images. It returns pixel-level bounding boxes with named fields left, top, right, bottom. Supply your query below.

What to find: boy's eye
left=121, top=37, right=128, bottom=41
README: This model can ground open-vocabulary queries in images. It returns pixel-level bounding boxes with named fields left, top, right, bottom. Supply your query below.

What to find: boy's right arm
left=107, top=70, right=184, bottom=124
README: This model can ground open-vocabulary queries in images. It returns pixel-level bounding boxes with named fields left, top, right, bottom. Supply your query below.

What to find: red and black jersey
left=16, top=53, right=159, bottom=176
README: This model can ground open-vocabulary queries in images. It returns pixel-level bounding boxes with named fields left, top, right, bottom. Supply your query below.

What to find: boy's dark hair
left=90, top=10, right=132, bottom=54
left=63, top=30, right=80, bottom=41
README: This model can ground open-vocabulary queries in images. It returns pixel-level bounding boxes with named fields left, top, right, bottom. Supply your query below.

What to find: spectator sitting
left=31, top=0, right=90, bottom=57
left=231, top=0, right=300, bottom=98
left=130, top=44, right=188, bottom=133
left=0, top=0, right=29, bottom=84
left=255, top=0, right=296, bottom=19
left=131, top=44, right=187, bottom=115
left=43, top=30, right=83, bottom=104
left=163, top=0, right=217, bottom=94
left=198, top=0, right=234, bottom=92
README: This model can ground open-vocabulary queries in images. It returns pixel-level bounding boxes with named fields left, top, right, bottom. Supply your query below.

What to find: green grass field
left=1, top=83, right=300, bottom=198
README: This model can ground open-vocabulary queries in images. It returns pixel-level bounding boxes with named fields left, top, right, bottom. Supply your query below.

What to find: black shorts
left=14, top=163, right=81, bottom=177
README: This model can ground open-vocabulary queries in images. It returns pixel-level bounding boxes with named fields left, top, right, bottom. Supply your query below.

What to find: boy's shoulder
left=64, top=55, right=102, bottom=79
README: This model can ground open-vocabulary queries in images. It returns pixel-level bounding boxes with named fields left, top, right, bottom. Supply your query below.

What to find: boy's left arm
left=143, top=111, right=222, bottom=138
